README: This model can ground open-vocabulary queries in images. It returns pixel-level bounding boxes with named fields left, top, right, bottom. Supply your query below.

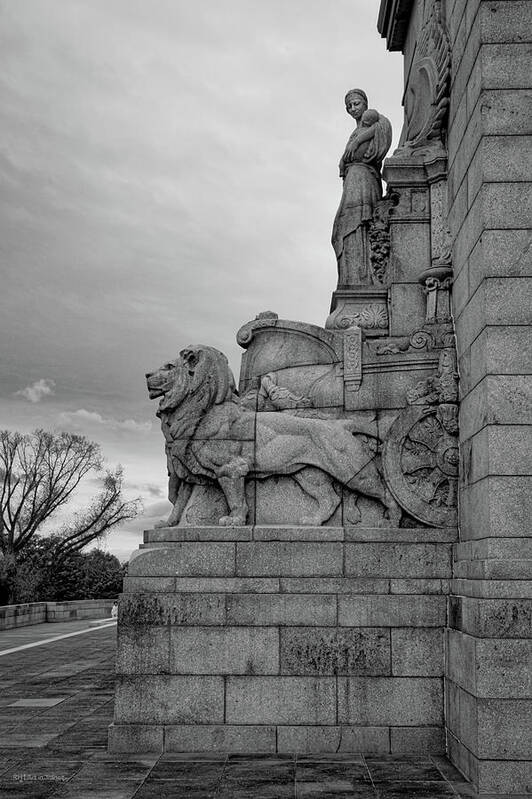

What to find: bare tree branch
left=54, top=467, right=141, bottom=562
left=0, top=430, right=141, bottom=578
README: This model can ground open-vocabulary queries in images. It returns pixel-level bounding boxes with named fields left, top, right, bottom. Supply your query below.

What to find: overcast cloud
left=0, top=0, right=404, bottom=561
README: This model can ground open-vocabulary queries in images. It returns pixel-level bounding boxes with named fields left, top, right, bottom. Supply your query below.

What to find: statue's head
left=345, top=89, right=368, bottom=121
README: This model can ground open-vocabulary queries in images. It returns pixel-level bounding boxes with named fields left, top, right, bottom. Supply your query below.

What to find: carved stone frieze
left=237, top=315, right=344, bottom=396
left=236, top=311, right=280, bottom=348
left=326, top=288, right=389, bottom=336
left=375, top=321, right=455, bottom=355
left=343, top=325, right=363, bottom=393
left=334, top=305, right=388, bottom=331
left=382, top=348, right=458, bottom=527
left=396, top=0, right=451, bottom=155
left=368, top=192, right=398, bottom=284
left=242, top=372, right=313, bottom=412
left=383, top=403, right=458, bottom=527
left=147, top=345, right=402, bottom=527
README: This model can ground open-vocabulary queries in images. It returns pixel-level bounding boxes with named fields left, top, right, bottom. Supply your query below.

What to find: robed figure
left=332, top=89, right=392, bottom=286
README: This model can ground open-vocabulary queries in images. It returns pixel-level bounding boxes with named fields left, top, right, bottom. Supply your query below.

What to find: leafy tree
left=2, top=535, right=127, bottom=603
left=0, top=429, right=140, bottom=603
left=82, top=549, right=126, bottom=599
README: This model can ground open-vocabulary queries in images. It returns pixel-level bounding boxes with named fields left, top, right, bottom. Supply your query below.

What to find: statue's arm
left=343, top=125, right=378, bottom=164
left=341, top=129, right=360, bottom=166
left=354, top=127, right=375, bottom=145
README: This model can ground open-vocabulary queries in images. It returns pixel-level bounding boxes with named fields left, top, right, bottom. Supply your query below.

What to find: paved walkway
left=0, top=622, right=476, bottom=798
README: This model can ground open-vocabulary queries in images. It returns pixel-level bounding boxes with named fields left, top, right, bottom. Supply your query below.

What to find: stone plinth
left=109, top=525, right=455, bottom=754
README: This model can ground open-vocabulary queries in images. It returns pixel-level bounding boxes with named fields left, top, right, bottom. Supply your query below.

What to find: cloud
left=14, top=378, right=56, bottom=403
left=123, top=480, right=165, bottom=498
left=58, top=408, right=151, bottom=434
left=113, top=499, right=171, bottom=532
left=104, top=498, right=172, bottom=560
left=128, top=483, right=164, bottom=498
left=0, top=0, right=406, bottom=565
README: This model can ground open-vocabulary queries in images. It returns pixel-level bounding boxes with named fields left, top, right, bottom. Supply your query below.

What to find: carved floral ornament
left=398, top=0, right=451, bottom=153
left=335, top=305, right=388, bottom=330
left=368, top=193, right=397, bottom=285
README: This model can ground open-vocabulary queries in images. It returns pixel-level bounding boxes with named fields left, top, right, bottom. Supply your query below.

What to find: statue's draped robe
left=332, top=114, right=392, bottom=286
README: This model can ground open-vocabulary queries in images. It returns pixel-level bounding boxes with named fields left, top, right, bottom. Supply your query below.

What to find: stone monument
left=377, top=1, right=531, bottom=797
left=109, top=2, right=532, bottom=789
left=109, top=70, right=461, bottom=757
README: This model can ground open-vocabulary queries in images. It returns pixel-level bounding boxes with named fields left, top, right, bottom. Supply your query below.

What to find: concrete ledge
left=0, top=599, right=117, bottom=630
left=46, top=599, right=116, bottom=622
left=0, top=602, right=46, bottom=630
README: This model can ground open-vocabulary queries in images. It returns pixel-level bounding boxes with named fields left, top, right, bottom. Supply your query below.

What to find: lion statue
left=146, top=345, right=401, bottom=527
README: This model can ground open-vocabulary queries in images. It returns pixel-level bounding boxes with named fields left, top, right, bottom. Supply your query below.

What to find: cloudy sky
left=0, top=0, right=404, bottom=560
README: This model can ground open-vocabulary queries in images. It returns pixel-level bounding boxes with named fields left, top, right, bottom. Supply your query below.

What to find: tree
left=7, top=536, right=87, bottom=604
left=81, top=549, right=127, bottom=599
left=3, top=536, right=127, bottom=604
left=0, top=429, right=141, bottom=603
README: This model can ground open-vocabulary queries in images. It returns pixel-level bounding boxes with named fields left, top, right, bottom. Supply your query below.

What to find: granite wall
left=445, top=1, right=531, bottom=794
left=110, top=525, right=453, bottom=754
left=380, top=0, right=531, bottom=795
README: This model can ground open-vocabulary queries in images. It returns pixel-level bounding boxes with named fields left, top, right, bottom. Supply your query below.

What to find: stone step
left=143, top=525, right=457, bottom=543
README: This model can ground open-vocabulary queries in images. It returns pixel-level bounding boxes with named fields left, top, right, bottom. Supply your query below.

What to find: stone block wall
left=0, top=598, right=116, bottom=630
left=379, top=0, right=531, bottom=793
left=444, top=0, right=532, bottom=794
left=45, top=599, right=116, bottom=622
left=109, top=526, right=454, bottom=754
left=0, top=602, right=47, bottom=630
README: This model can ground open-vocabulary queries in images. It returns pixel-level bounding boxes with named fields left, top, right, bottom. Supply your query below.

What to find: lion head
left=146, top=345, right=237, bottom=415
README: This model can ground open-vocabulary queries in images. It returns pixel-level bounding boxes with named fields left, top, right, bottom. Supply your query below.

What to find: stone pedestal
left=109, top=524, right=455, bottom=754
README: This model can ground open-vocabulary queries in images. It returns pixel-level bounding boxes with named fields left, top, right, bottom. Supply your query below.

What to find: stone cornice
left=377, top=0, right=415, bottom=51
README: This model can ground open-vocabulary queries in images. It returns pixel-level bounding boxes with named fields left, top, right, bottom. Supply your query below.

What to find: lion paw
left=155, top=514, right=179, bottom=529
left=300, top=515, right=323, bottom=526
left=219, top=515, right=246, bottom=527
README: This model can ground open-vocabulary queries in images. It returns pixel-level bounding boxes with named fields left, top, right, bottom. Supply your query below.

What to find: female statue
left=331, top=89, right=392, bottom=286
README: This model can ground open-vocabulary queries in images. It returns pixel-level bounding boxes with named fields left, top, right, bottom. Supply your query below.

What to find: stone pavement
left=0, top=622, right=477, bottom=798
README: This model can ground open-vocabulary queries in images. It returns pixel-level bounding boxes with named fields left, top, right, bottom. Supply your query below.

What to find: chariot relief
left=146, top=346, right=402, bottom=528
left=383, top=349, right=458, bottom=527
left=146, top=80, right=458, bottom=532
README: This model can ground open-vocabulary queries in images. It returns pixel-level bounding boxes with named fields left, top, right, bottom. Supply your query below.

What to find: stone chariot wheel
left=382, top=404, right=458, bottom=528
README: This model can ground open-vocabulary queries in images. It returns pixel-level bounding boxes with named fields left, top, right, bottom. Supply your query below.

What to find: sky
left=0, top=0, right=404, bottom=561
